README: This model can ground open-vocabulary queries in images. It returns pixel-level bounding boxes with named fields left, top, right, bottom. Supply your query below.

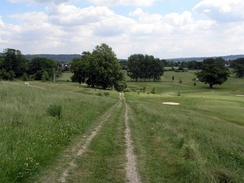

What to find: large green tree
left=71, top=43, right=127, bottom=91
left=127, top=54, right=164, bottom=81
left=196, top=58, right=229, bottom=88
left=27, top=57, right=57, bottom=80
left=232, top=58, right=244, bottom=77
left=1, top=48, right=27, bottom=77
left=70, top=52, right=91, bottom=84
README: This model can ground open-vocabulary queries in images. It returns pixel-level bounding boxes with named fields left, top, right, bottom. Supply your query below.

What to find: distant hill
left=166, top=54, right=244, bottom=62
left=24, top=54, right=81, bottom=63
left=1, top=53, right=244, bottom=62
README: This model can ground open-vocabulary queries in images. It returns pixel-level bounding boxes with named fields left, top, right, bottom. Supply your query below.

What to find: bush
left=142, top=86, right=146, bottom=93
left=179, top=78, right=183, bottom=84
left=42, top=71, right=49, bottom=82
left=47, top=104, right=62, bottom=119
left=103, top=92, right=109, bottom=96
left=22, top=73, right=29, bottom=81
left=151, top=87, right=157, bottom=94
left=124, top=88, right=131, bottom=92
left=97, top=93, right=103, bottom=96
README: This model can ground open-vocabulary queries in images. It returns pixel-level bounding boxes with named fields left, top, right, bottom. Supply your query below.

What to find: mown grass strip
left=126, top=97, right=244, bottom=183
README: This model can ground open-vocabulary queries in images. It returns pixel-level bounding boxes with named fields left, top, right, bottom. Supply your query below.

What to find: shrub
left=142, top=86, right=146, bottom=93
left=103, top=92, right=109, bottom=96
left=124, top=88, right=131, bottom=92
left=47, top=104, right=62, bottom=119
left=22, top=73, right=29, bottom=81
left=42, top=71, right=49, bottom=82
left=179, top=78, right=183, bottom=84
left=151, top=87, right=157, bottom=94
left=97, top=93, right=103, bottom=96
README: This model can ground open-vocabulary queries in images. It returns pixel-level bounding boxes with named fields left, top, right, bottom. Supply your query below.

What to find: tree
left=232, top=58, right=244, bottom=77
left=0, top=68, right=10, bottom=80
left=70, top=43, right=127, bottom=91
left=42, top=71, right=49, bottom=82
left=196, top=58, right=230, bottom=88
left=70, top=53, right=90, bottom=84
left=127, top=54, right=164, bottom=81
left=8, top=70, right=15, bottom=81
left=1, top=48, right=27, bottom=77
left=127, top=54, right=144, bottom=81
left=27, top=57, right=57, bottom=80
left=187, top=60, right=202, bottom=70
left=22, top=73, right=28, bottom=81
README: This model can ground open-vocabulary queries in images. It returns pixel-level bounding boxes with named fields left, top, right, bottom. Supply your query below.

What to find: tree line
left=0, top=48, right=61, bottom=81
left=1, top=45, right=244, bottom=90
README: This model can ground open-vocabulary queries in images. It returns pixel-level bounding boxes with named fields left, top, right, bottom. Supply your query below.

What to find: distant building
left=225, top=60, right=232, bottom=67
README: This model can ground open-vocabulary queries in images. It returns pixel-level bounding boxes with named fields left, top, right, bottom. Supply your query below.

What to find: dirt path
left=58, top=111, right=111, bottom=183
left=123, top=93, right=141, bottom=183
left=36, top=93, right=141, bottom=183
left=35, top=100, right=120, bottom=183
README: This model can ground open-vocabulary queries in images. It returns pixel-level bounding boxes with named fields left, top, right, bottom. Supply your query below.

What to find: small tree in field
left=196, top=58, right=229, bottom=88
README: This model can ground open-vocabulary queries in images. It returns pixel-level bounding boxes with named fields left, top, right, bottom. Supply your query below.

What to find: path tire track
left=123, top=93, right=142, bottom=183
left=36, top=100, right=121, bottom=183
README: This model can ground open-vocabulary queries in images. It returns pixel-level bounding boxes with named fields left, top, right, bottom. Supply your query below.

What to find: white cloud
left=46, top=5, right=114, bottom=26
left=88, top=0, right=155, bottom=7
left=193, top=0, right=244, bottom=23
left=1, top=2, right=244, bottom=58
left=8, top=0, right=70, bottom=4
left=164, top=11, right=194, bottom=26
left=130, top=8, right=162, bottom=24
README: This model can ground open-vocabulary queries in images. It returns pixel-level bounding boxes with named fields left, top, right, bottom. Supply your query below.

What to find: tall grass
left=124, top=70, right=244, bottom=182
left=126, top=97, right=244, bottom=182
left=0, top=81, right=117, bottom=183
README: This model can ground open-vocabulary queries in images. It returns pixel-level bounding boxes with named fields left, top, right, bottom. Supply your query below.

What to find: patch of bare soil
left=124, top=94, right=141, bottom=183
left=162, top=102, right=180, bottom=105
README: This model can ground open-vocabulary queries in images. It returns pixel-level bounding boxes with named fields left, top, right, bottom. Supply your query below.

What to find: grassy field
left=1, top=70, right=244, bottom=182
left=0, top=81, right=118, bottom=183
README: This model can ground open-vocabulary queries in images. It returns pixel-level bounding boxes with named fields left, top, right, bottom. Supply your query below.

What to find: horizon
left=1, top=52, right=244, bottom=61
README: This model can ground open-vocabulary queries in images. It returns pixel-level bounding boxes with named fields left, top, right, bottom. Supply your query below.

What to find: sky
left=0, top=0, right=244, bottom=59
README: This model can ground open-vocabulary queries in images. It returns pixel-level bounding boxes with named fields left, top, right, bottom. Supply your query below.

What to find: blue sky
left=1, top=0, right=244, bottom=59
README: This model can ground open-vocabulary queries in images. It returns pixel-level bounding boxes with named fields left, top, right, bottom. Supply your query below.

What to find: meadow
left=0, top=81, right=118, bottom=182
left=0, top=70, right=244, bottom=182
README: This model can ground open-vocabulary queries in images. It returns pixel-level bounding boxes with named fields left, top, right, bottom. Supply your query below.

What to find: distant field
left=1, top=70, right=244, bottom=183
left=57, top=72, right=73, bottom=81
left=124, top=71, right=244, bottom=182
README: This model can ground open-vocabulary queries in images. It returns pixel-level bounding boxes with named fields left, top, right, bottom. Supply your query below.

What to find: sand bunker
left=162, top=102, right=180, bottom=105
left=236, top=95, right=244, bottom=97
